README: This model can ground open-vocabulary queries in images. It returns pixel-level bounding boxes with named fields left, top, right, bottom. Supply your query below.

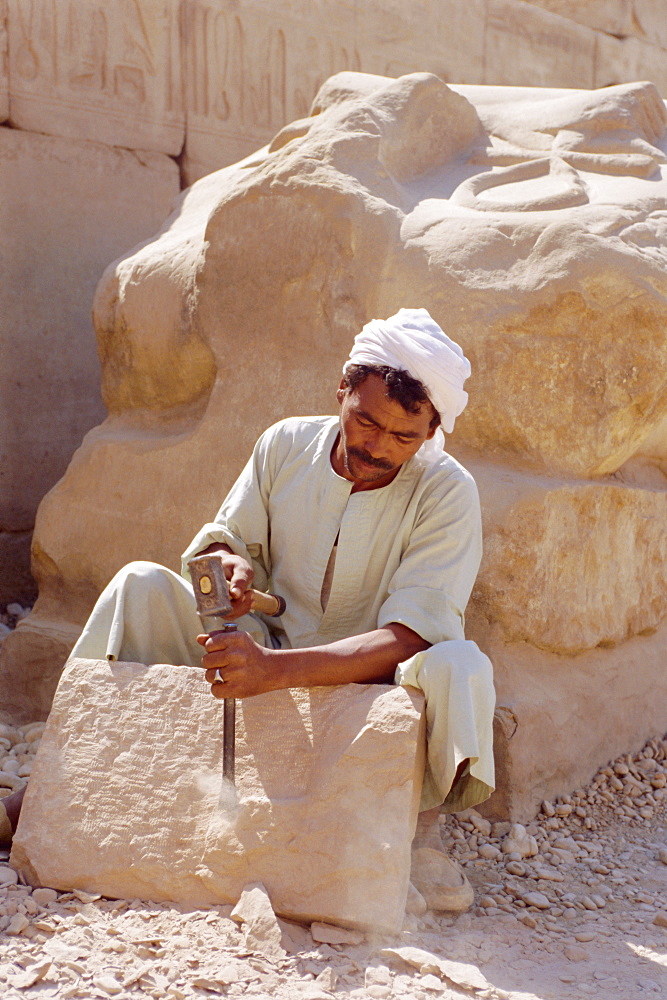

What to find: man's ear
left=425, top=424, right=437, bottom=440
left=336, top=379, right=348, bottom=405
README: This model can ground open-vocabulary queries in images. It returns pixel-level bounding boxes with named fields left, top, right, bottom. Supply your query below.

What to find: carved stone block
left=12, top=660, right=425, bottom=933
left=7, top=0, right=184, bottom=154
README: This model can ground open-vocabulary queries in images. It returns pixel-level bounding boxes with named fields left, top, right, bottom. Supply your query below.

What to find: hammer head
left=188, top=553, right=233, bottom=618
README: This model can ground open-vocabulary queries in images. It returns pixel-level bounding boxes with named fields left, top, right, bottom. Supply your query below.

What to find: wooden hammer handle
left=249, top=589, right=286, bottom=617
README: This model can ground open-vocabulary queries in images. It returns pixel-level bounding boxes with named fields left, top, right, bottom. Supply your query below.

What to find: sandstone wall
left=3, top=0, right=667, bottom=605
left=2, top=71, right=666, bottom=821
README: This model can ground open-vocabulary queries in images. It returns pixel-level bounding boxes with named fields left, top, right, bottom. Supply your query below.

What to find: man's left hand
left=197, top=630, right=276, bottom=699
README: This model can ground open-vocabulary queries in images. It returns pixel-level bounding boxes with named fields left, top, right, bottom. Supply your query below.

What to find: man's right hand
left=198, top=543, right=254, bottom=619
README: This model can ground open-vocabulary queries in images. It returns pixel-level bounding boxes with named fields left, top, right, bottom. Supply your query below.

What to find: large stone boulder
left=12, top=659, right=425, bottom=933
left=3, top=71, right=666, bottom=818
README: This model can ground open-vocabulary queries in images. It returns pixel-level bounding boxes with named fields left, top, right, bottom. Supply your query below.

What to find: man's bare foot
left=0, top=785, right=27, bottom=844
left=410, top=847, right=474, bottom=912
left=412, top=806, right=443, bottom=851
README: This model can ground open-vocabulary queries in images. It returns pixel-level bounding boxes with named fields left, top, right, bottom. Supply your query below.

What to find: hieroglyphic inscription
left=182, top=0, right=363, bottom=183
left=8, top=0, right=183, bottom=154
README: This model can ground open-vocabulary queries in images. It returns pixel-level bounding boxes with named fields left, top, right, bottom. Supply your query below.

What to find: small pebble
left=506, top=861, right=526, bottom=877
left=92, top=975, right=123, bottom=995
left=0, top=865, right=19, bottom=885
left=7, top=913, right=29, bottom=935
left=564, top=945, right=590, bottom=963
left=522, top=892, right=550, bottom=909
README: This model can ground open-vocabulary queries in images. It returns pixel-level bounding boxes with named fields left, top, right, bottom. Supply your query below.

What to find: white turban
left=343, top=308, right=471, bottom=462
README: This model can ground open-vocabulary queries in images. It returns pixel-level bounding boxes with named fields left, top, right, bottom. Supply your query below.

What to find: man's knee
left=412, top=640, right=492, bottom=696
left=110, top=560, right=182, bottom=596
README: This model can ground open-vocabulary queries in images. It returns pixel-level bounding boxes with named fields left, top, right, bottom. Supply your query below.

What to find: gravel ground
left=0, top=603, right=665, bottom=999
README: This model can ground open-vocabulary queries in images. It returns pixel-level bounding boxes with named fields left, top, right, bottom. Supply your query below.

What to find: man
left=7, top=308, right=495, bottom=911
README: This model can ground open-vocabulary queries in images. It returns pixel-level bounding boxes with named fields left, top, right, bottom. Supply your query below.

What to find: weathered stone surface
left=7, top=0, right=183, bottom=154
left=484, top=0, right=597, bottom=89
left=0, top=126, right=179, bottom=606
left=12, top=659, right=425, bottom=933
left=527, top=0, right=667, bottom=49
left=468, top=459, right=667, bottom=655
left=594, top=30, right=667, bottom=94
left=481, top=619, right=667, bottom=821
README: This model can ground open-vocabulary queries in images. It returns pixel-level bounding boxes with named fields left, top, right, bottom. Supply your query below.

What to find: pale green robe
left=181, top=416, right=482, bottom=652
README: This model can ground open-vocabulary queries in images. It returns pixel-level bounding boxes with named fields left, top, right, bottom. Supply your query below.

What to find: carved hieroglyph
left=7, top=0, right=184, bottom=153
left=12, top=660, right=425, bottom=932
left=2, top=73, right=666, bottom=818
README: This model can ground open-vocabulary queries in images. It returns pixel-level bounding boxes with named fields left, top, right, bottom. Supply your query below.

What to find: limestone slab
left=7, top=0, right=183, bottom=154
left=12, top=659, right=425, bottom=933
left=0, top=127, right=179, bottom=545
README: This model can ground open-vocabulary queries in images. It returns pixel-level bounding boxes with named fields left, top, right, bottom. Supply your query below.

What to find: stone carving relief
left=8, top=0, right=183, bottom=152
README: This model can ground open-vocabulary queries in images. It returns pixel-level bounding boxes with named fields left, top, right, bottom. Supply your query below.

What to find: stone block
left=594, top=30, right=667, bottom=95
left=484, top=0, right=597, bottom=89
left=0, top=126, right=179, bottom=596
left=527, top=0, right=667, bottom=49
left=11, top=659, right=425, bottom=932
left=525, top=0, right=634, bottom=37
left=7, top=0, right=183, bottom=154
left=479, top=621, right=667, bottom=822
left=467, top=459, right=667, bottom=655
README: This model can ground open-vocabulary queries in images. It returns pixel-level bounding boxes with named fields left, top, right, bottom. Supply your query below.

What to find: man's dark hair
left=342, top=364, right=441, bottom=428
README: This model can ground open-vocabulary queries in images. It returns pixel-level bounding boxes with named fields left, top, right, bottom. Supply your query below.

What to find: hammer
left=188, top=552, right=286, bottom=784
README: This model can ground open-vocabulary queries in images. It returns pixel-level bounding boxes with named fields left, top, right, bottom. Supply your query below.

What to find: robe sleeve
left=180, top=424, right=281, bottom=592
left=377, top=468, right=482, bottom=645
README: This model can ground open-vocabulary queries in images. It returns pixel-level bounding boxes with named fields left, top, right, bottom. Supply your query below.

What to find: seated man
left=6, top=308, right=495, bottom=911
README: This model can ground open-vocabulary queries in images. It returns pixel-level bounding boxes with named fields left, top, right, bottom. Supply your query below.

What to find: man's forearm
left=266, top=623, right=429, bottom=689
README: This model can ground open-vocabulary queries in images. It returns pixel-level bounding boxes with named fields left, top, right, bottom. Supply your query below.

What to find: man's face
left=333, top=374, right=437, bottom=490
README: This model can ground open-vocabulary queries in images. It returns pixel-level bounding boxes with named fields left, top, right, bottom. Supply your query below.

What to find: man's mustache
left=348, top=447, right=394, bottom=472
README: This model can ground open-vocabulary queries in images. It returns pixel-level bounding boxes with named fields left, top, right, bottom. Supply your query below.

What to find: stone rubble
left=0, top=602, right=666, bottom=998
left=0, top=605, right=31, bottom=649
